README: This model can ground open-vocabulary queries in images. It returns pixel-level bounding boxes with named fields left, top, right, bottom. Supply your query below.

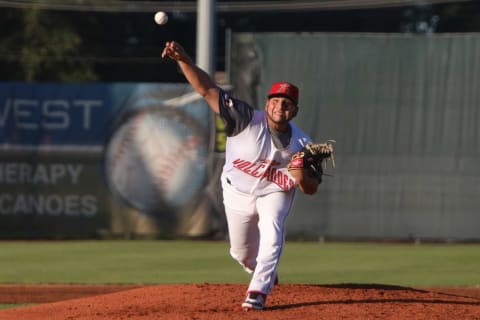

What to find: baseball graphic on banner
left=105, top=107, right=208, bottom=214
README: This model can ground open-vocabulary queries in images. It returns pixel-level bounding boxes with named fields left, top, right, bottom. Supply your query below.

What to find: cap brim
left=267, top=93, right=297, bottom=104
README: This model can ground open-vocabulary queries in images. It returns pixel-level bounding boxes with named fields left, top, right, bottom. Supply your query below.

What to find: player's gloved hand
left=288, top=140, right=336, bottom=194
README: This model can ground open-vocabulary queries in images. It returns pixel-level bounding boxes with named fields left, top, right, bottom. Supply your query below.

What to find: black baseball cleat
left=241, top=292, right=266, bottom=310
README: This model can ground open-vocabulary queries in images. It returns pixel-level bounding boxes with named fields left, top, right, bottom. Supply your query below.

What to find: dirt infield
left=0, top=283, right=479, bottom=320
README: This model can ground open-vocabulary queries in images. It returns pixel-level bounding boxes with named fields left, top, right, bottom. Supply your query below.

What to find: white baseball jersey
left=219, top=90, right=311, bottom=196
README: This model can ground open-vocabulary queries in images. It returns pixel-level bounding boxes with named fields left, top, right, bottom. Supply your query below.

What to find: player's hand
left=292, top=169, right=318, bottom=195
left=161, top=41, right=191, bottom=64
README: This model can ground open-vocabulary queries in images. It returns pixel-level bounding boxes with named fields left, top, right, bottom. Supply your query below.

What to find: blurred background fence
left=0, top=2, right=479, bottom=242
left=230, top=32, right=480, bottom=241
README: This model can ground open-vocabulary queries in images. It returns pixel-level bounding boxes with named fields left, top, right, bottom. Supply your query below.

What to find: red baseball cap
left=268, top=81, right=299, bottom=104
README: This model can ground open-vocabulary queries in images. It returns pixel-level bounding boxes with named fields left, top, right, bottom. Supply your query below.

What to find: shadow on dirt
left=268, top=283, right=480, bottom=311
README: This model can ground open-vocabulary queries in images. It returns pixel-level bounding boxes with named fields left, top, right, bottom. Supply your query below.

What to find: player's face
left=265, top=96, right=298, bottom=127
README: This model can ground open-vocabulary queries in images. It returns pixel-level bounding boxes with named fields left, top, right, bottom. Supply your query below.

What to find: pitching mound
left=0, top=283, right=479, bottom=320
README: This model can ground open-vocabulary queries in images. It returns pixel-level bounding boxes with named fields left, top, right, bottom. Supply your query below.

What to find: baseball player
left=162, top=41, right=320, bottom=310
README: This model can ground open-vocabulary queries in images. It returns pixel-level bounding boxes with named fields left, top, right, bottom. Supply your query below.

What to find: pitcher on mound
left=162, top=41, right=321, bottom=311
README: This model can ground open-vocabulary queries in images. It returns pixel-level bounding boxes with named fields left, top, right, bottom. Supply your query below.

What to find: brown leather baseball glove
left=288, top=140, right=336, bottom=194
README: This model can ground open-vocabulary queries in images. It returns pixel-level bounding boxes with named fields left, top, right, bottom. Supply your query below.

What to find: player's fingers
left=162, top=46, right=176, bottom=59
left=161, top=41, right=171, bottom=58
left=164, top=41, right=173, bottom=50
left=167, top=41, right=178, bottom=51
left=163, top=41, right=183, bottom=59
left=162, top=48, right=173, bottom=59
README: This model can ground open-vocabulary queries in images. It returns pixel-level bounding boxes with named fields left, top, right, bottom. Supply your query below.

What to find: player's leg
left=246, top=190, right=295, bottom=296
left=222, top=177, right=259, bottom=273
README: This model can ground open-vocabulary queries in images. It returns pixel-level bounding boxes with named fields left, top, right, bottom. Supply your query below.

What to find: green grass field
left=0, top=240, right=478, bottom=287
left=0, top=304, right=31, bottom=309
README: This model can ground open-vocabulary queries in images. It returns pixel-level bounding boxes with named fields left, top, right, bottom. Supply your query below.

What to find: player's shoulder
left=218, top=89, right=256, bottom=136
left=289, top=122, right=312, bottom=146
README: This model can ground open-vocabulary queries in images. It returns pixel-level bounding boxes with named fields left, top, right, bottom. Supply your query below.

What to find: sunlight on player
left=162, top=40, right=319, bottom=310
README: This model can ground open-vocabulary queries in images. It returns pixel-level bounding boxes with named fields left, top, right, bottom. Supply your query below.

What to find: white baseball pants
left=221, top=177, right=295, bottom=295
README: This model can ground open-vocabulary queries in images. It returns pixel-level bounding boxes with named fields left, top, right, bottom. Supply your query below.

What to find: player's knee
left=229, top=248, right=247, bottom=264
left=230, top=249, right=255, bottom=273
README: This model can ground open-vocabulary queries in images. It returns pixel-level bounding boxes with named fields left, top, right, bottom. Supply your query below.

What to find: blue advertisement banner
left=0, top=82, right=113, bottom=146
left=0, top=82, right=209, bottom=148
left=0, top=82, right=213, bottom=238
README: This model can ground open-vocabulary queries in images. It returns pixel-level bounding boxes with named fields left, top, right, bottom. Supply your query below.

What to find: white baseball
left=154, top=11, right=168, bottom=25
